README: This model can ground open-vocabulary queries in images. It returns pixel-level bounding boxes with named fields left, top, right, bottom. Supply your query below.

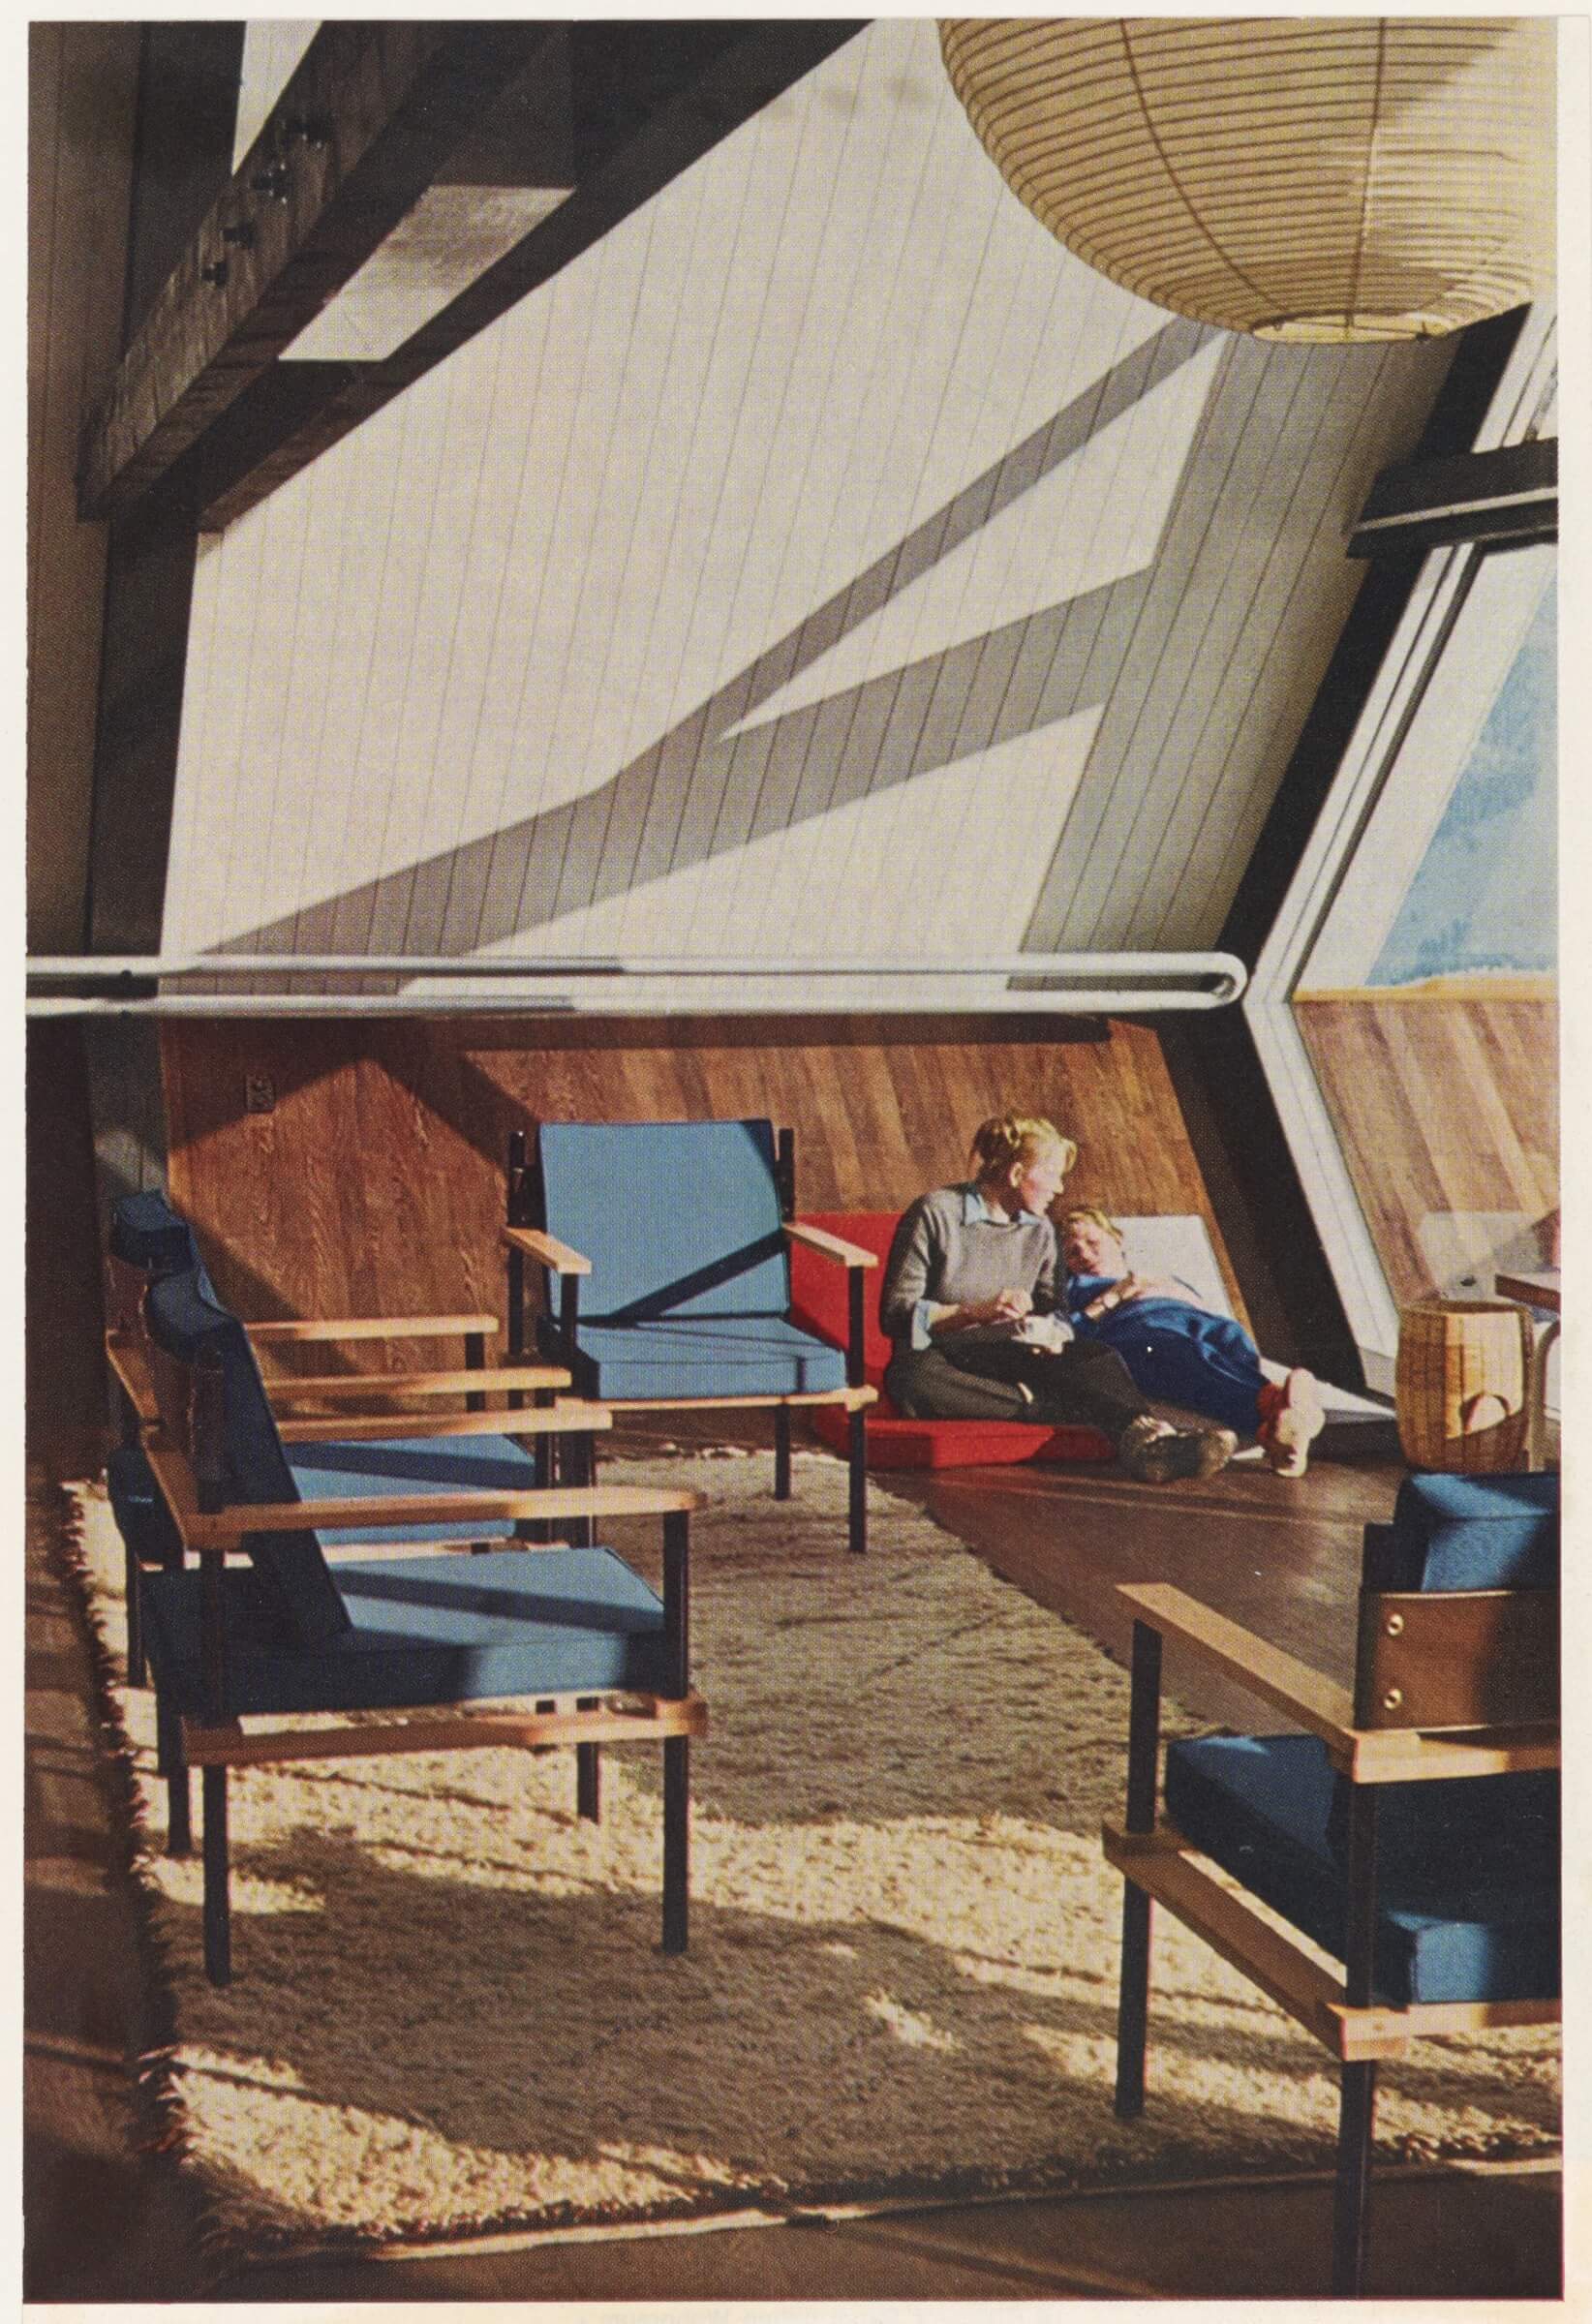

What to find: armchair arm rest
left=1118, top=1583, right=1558, bottom=1782
left=501, top=1225, right=592, bottom=1275
left=1118, top=1582, right=1356, bottom=1748
left=267, top=1363, right=570, bottom=1401
left=274, top=1398, right=611, bottom=1445
left=179, top=1478, right=702, bottom=1547
left=247, top=1313, right=500, bottom=1344
left=785, top=1221, right=879, bottom=1269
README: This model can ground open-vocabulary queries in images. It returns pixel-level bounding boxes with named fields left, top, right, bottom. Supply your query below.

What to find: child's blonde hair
left=1059, top=1203, right=1124, bottom=1243
left=968, top=1114, right=1077, bottom=1183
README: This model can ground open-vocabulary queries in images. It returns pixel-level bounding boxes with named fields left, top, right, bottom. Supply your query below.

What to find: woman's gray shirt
left=880, top=1183, right=1062, bottom=1349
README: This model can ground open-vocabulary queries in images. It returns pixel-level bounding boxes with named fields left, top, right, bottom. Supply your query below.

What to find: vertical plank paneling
left=1295, top=992, right=1556, bottom=1307
left=162, top=1015, right=1250, bottom=1364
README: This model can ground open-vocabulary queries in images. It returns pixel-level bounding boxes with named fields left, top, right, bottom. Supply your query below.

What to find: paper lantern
left=939, top=16, right=1555, bottom=342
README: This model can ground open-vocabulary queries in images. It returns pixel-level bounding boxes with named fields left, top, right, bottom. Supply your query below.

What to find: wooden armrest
left=247, top=1313, right=500, bottom=1343
left=1118, top=1582, right=1357, bottom=1749
left=1117, top=1583, right=1557, bottom=1782
left=175, top=1478, right=701, bottom=1548
left=501, top=1225, right=593, bottom=1275
left=785, top=1221, right=879, bottom=1268
left=275, top=1398, right=612, bottom=1445
left=267, top=1363, right=570, bottom=1401
left=106, top=1330, right=162, bottom=1424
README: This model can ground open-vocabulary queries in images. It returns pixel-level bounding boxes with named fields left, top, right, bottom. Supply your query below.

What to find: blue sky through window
left=1369, top=578, right=1556, bottom=985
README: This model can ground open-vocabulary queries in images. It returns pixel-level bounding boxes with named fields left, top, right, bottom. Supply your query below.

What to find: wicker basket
left=1394, top=1300, right=1534, bottom=1473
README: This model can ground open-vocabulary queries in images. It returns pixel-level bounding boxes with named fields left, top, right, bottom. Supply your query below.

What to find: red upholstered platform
left=788, top=1210, right=1114, bottom=1471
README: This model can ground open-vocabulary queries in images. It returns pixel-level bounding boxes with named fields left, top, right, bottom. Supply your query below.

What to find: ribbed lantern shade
left=939, top=16, right=1555, bottom=342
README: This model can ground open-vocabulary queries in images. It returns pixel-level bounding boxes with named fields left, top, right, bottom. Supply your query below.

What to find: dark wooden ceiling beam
left=1348, top=437, right=1557, bottom=558
left=77, top=20, right=559, bottom=520
left=83, top=19, right=865, bottom=533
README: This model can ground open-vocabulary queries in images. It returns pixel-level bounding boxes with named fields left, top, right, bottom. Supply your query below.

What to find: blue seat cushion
left=288, top=1434, right=540, bottom=1544
left=542, top=1314, right=847, bottom=1401
left=144, top=1269, right=352, bottom=1647
left=1164, top=1732, right=1559, bottom=2006
left=109, top=1189, right=202, bottom=1275
left=539, top=1119, right=791, bottom=1320
left=138, top=1546, right=670, bottom=1717
left=107, top=1444, right=185, bottom=1569
left=1364, top=1471, right=1560, bottom=1592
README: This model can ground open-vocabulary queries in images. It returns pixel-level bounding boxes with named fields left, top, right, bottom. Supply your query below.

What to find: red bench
left=788, top=1210, right=1114, bottom=1471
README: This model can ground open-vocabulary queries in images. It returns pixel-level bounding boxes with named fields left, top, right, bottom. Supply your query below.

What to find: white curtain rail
left=29, top=990, right=1240, bottom=1020
left=27, top=950, right=1246, bottom=1008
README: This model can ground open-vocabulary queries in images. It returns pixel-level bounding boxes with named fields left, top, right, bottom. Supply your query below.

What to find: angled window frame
left=1243, top=303, right=1558, bottom=1392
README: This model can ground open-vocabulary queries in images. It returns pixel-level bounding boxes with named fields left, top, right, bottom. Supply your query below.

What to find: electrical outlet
left=245, top=1075, right=276, bottom=1114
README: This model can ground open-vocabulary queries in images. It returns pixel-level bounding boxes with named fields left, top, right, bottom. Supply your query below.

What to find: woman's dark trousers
left=885, top=1337, right=1151, bottom=1438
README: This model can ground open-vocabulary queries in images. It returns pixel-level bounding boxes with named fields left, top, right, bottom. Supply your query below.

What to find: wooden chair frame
left=1105, top=1581, right=1559, bottom=2298
left=504, top=1125, right=878, bottom=1553
left=107, top=1297, right=705, bottom=1983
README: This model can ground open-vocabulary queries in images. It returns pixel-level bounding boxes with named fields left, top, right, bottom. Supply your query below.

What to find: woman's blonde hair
left=1059, top=1202, right=1124, bottom=1244
left=968, top=1114, right=1077, bottom=1183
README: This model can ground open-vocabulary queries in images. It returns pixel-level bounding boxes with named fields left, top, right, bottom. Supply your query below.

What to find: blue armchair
left=105, top=1258, right=705, bottom=1985
left=1104, top=1468, right=1559, bottom=2297
left=503, top=1119, right=877, bottom=1551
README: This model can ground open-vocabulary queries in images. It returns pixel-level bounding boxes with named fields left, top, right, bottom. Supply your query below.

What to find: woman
left=880, top=1116, right=1235, bottom=1484
left=1059, top=1205, right=1324, bottom=1477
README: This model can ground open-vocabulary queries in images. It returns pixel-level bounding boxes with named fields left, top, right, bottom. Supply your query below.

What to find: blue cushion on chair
left=107, top=1444, right=184, bottom=1569
left=109, top=1189, right=202, bottom=1275
left=138, top=1545, right=670, bottom=1716
left=1165, top=1732, right=1559, bottom=2007
left=539, top=1119, right=791, bottom=1320
left=288, top=1434, right=539, bottom=1544
left=143, top=1269, right=352, bottom=1647
left=544, top=1314, right=847, bottom=1402
left=1366, top=1471, right=1560, bottom=1592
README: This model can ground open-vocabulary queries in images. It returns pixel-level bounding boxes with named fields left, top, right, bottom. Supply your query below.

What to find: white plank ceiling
left=166, top=17, right=1455, bottom=1007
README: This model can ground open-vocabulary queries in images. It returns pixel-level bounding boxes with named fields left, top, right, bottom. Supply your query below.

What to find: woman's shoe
left=1260, top=1368, right=1325, bottom=1476
left=1118, top=1414, right=1237, bottom=1483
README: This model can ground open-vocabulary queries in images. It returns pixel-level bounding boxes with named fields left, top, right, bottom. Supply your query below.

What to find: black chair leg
left=1332, top=2060, right=1378, bottom=2296
left=1115, top=1880, right=1152, bottom=2117
left=847, top=1407, right=867, bottom=1554
left=774, top=1406, right=792, bottom=1500
left=201, top=1764, right=231, bottom=1985
left=576, top=1740, right=601, bottom=1822
left=661, top=1735, right=689, bottom=1954
left=157, top=1695, right=192, bottom=1856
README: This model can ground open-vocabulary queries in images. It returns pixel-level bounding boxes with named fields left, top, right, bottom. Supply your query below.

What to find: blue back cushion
left=1364, top=1470, right=1560, bottom=1592
left=538, top=1119, right=790, bottom=1320
left=144, top=1269, right=352, bottom=1646
left=109, top=1189, right=201, bottom=1276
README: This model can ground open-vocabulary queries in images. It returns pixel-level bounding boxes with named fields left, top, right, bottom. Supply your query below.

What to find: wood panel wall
left=162, top=1013, right=1245, bottom=1363
left=1294, top=991, right=1557, bottom=1309
left=27, top=23, right=140, bottom=951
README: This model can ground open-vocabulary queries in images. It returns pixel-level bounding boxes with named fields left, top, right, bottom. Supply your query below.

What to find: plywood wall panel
left=163, top=19, right=1454, bottom=986
left=162, top=1014, right=1247, bottom=1363
left=1294, top=993, right=1556, bottom=1308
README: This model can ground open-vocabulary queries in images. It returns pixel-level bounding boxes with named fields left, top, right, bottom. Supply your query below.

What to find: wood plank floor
left=24, top=1408, right=1561, bottom=2302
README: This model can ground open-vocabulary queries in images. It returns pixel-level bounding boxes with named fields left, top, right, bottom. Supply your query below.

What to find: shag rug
left=61, top=1451, right=1557, bottom=2267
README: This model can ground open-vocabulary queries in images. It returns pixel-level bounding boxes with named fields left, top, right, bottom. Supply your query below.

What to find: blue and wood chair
left=104, top=1189, right=597, bottom=1691
left=504, top=1120, right=877, bottom=1552
left=1103, top=1469, right=1559, bottom=2297
left=106, top=1261, right=705, bottom=1986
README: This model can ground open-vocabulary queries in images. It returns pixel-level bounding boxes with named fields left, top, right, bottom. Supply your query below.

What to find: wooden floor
left=24, top=1407, right=1562, bottom=2303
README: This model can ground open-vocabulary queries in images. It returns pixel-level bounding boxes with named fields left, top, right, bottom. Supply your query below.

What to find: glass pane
left=1369, top=582, right=1555, bottom=985
left=1293, top=544, right=1556, bottom=1309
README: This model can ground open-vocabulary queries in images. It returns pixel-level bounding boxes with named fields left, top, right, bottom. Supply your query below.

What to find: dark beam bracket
left=1348, top=437, right=1556, bottom=559
left=77, top=20, right=557, bottom=521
